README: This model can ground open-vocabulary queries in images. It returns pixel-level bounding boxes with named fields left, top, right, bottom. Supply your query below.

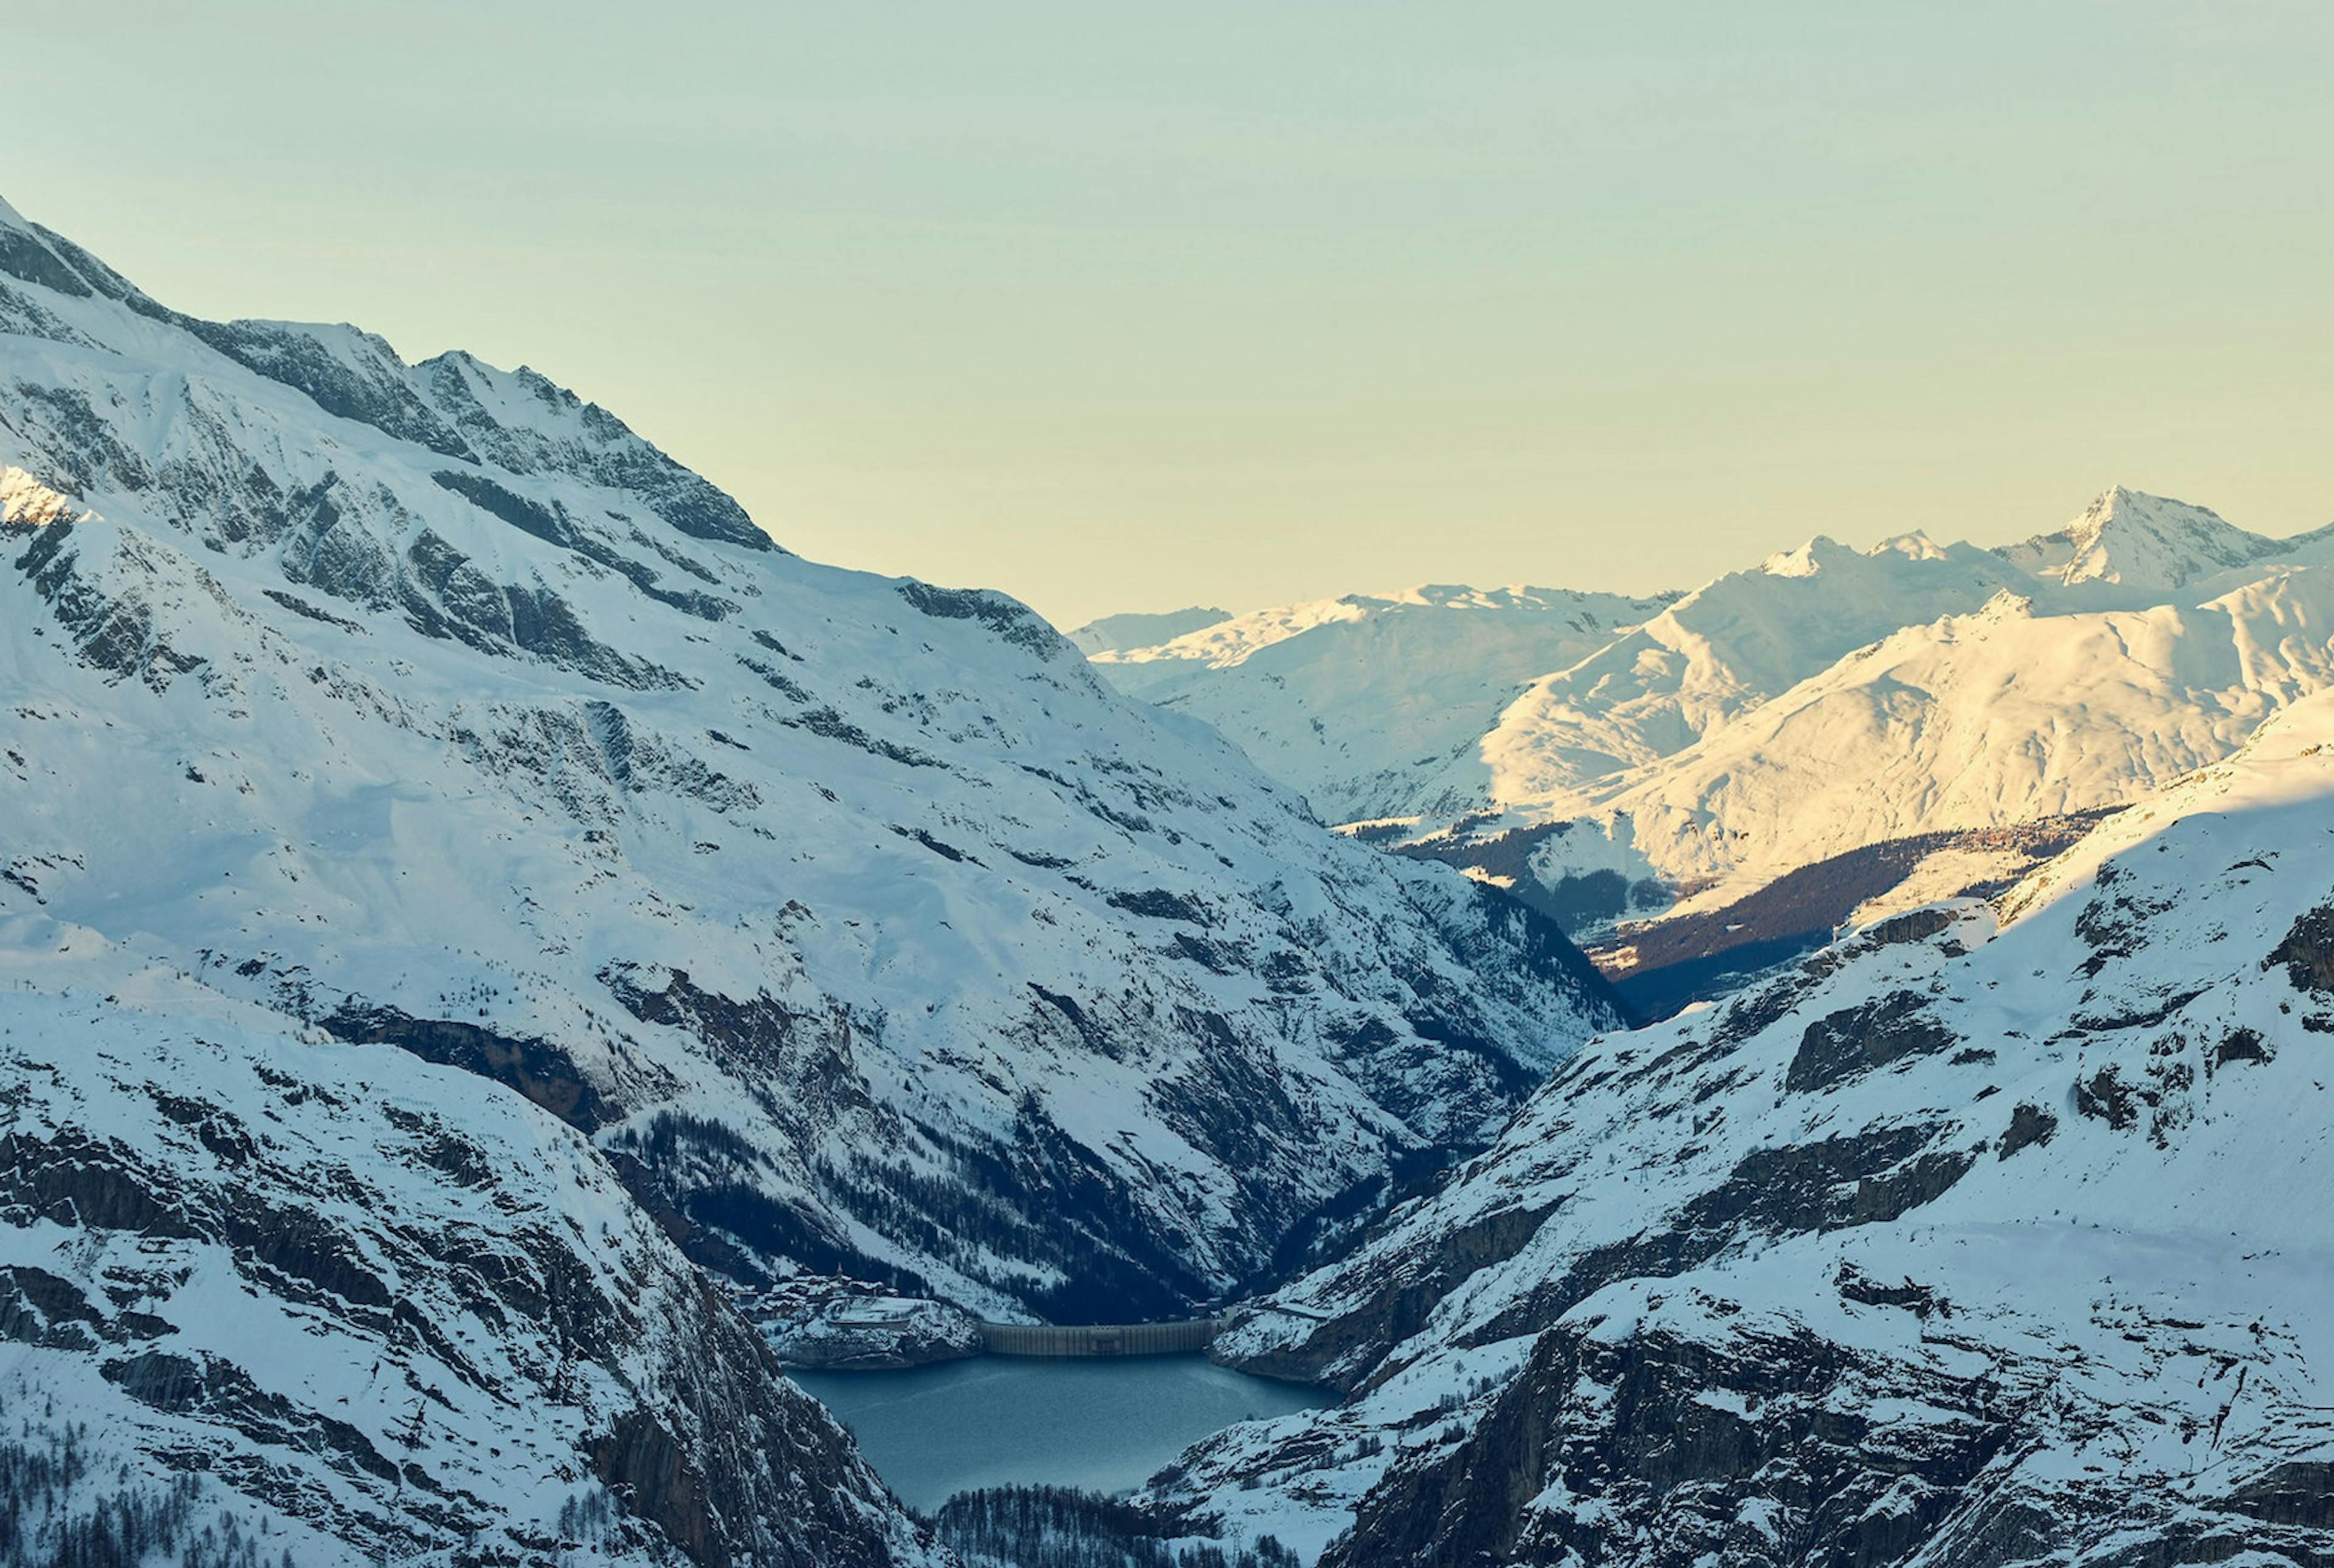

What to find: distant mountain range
left=1079, top=486, right=2334, bottom=1008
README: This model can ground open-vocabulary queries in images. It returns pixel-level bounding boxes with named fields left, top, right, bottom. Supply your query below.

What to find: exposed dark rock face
left=2215, top=1027, right=2273, bottom=1070
left=158, top=310, right=480, bottom=459
left=2074, top=1062, right=2141, bottom=1130
left=0, top=997, right=943, bottom=1568
left=897, top=579, right=1069, bottom=656
left=2271, top=904, right=2334, bottom=994
left=320, top=1005, right=619, bottom=1130
left=1996, top=1101, right=2057, bottom=1157
left=1325, top=1307, right=2334, bottom=1568
left=0, top=1265, right=114, bottom=1350
left=1186, top=732, right=2334, bottom=1564
left=12, top=521, right=209, bottom=691
left=432, top=469, right=739, bottom=621
left=585, top=1275, right=937, bottom=1568
left=2, top=218, right=129, bottom=298
left=396, top=524, right=692, bottom=688
left=1786, top=992, right=1960, bottom=1093
left=1865, top=906, right=1960, bottom=946
left=1456, top=1124, right=1972, bottom=1361
left=1223, top=1202, right=1560, bottom=1389
left=1834, top=1261, right=1938, bottom=1314
left=1109, top=887, right=1214, bottom=922
left=415, top=352, right=773, bottom=552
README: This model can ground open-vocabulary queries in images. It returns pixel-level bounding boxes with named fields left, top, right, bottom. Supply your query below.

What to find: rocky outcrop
left=1166, top=699, right=2334, bottom=1564
left=0, top=987, right=945, bottom=1568
left=1786, top=991, right=1960, bottom=1093
left=2270, top=904, right=2334, bottom=994
left=1329, top=1298, right=2334, bottom=1568
left=1220, top=1202, right=1559, bottom=1389
left=320, top=1004, right=619, bottom=1130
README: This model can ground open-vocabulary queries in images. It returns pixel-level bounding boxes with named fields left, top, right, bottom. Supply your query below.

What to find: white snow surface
left=1531, top=565, right=2334, bottom=901
left=0, top=194, right=1618, bottom=1337
left=0, top=930, right=946, bottom=1567
left=1164, top=690, right=2334, bottom=1562
left=1087, top=488, right=2334, bottom=924
left=1087, top=584, right=1681, bottom=825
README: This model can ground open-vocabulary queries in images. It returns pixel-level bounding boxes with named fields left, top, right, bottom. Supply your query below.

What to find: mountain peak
left=2067, top=483, right=2175, bottom=548
left=1758, top=535, right=1853, bottom=578
left=1993, top=486, right=2278, bottom=591
left=0, top=196, right=773, bottom=555
left=1868, top=528, right=1949, bottom=562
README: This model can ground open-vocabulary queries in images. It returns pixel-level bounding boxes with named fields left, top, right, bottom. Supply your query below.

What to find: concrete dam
left=975, top=1318, right=1225, bottom=1358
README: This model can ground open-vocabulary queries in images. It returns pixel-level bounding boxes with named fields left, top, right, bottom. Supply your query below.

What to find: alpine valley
left=7, top=182, right=2334, bottom=1568
left=0, top=195, right=1617, bottom=1566
left=1153, top=684, right=2334, bottom=1564
left=1077, top=506, right=2334, bottom=1563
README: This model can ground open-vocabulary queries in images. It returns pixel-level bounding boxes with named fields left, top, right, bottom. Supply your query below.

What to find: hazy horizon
left=11, top=1, right=2331, bottom=627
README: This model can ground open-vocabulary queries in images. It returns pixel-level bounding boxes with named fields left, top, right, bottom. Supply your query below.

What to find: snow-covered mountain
left=1139, top=686, right=2334, bottom=1564
left=1087, top=491, right=2334, bottom=1005
left=0, top=932, right=946, bottom=1568
left=0, top=194, right=1627, bottom=1557
left=1085, top=585, right=1681, bottom=825
left=1991, top=483, right=2325, bottom=590
left=1530, top=561, right=2334, bottom=912
left=0, top=193, right=1623, bottom=1319
left=1067, top=605, right=1231, bottom=656
left=1454, top=533, right=2037, bottom=816
left=1081, top=540, right=2053, bottom=829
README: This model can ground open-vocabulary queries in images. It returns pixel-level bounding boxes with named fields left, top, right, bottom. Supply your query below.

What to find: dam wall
left=975, top=1318, right=1224, bottom=1358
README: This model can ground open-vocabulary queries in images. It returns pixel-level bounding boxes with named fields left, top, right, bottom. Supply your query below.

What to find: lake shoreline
left=793, top=1353, right=1334, bottom=1512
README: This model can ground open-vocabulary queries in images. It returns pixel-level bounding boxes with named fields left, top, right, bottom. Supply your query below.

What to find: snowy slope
left=1529, top=563, right=2334, bottom=910
left=0, top=191, right=1621, bottom=1339
left=1454, top=534, right=2042, bottom=819
left=1081, top=540, right=2032, bottom=827
left=1087, top=585, right=1680, bottom=825
left=0, top=929, right=945, bottom=1568
left=1067, top=605, right=1231, bottom=656
left=1992, top=483, right=2302, bottom=590
left=1152, top=690, right=2334, bottom=1564
left=1088, top=492, right=2334, bottom=976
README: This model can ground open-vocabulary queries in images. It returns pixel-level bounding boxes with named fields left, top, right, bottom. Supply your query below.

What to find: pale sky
left=9, top=2, right=2330, bottom=627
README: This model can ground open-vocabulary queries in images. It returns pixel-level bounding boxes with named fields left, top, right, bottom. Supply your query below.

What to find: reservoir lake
left=792, top=1354, right=1333, bottom=1513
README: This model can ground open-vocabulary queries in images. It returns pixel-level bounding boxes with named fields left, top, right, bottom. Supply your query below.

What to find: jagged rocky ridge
left=1130, top=689, right=2334, bottom=1564
left=0, top=193, right=1620, bottom=1327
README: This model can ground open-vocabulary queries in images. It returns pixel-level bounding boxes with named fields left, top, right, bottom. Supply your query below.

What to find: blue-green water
left=793, top=1355, right=1331, bottom=1512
